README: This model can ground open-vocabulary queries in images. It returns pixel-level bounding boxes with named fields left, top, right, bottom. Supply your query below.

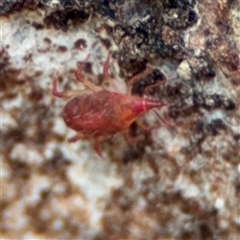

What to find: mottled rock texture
left=1, top=0, right=240, bottom=239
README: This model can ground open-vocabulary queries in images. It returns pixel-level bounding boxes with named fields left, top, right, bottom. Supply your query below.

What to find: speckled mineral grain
left=1, top=0, right=240, bottom=239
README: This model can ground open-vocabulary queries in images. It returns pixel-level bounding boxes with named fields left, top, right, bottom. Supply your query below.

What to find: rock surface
left=1, top=0, right=240, bottom=239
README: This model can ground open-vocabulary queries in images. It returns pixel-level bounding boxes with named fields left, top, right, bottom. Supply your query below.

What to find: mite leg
left=103, top=52, right=119, bottom=91
left=143, top=79, right=167, bottom=96
left=153, top=110, right=173, bottom=128
left=94, top=137, right=104, bottom=157
left=52, top=77, right=92, bottom=98
left=230, top=69, right=240, bottom=85
left=127, top=67, right=153, bottom=95
left=68, top=134, right=104, bottom=158
left=137, top=109, right=172, bottom=132
left=75, top=54, right=102, bottom=92
left=137, top=120, right=161, bottom=132
left=52, top=77, right=65, bottom=98
left=122, top=129, right=143, bottom=145
left=67, top=133, right=84, bottom=142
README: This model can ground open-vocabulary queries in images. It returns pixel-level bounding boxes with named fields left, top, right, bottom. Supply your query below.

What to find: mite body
left=63, top=90, right=164, bottom=136
left=52, top=53, right=166, bottom=155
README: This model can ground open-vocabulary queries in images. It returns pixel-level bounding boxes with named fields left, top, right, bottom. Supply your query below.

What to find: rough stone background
left=1, top=0, right=240, bottom=239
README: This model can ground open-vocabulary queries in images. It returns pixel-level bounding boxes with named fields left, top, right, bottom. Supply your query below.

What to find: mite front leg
left=122, top=129, right=143, bottom=145
left=137, top=120, right=161, bottom=132
left=143, top=79, right=167, bottom=96
left=127, top=67, right=153, bottom=95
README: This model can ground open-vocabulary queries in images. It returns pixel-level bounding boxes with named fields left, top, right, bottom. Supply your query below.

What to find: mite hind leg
left=52, top=76, right=92, bottom=98
left=103, top=52, right=119, bottom=91
left=75, top=54, right=102, bottom=92
left=67, top=134, right=104, bottom=158
left=94, top=137, right=104, bottom=157
left=67, top=133, right=84, bottom=143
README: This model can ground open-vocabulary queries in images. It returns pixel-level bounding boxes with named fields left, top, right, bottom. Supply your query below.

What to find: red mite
left=52, top=52, right=166, bottom=156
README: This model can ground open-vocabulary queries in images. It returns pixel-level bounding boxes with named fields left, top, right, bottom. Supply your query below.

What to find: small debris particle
left=57, top=45, right=68, bottom=53
left=73, top=39, right=87, bottom=50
